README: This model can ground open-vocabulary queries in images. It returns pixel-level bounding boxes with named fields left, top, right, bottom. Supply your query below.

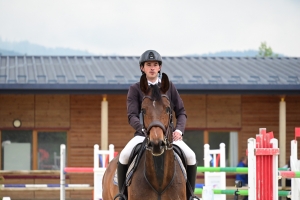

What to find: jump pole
left=203, top=143, right=226, bottom=200
left=199, top=128, right=300, bottom=200
left=60, top=144, right=115, bottom=200
left=60, top=144, right=65, bottom=200
left=248, top=127, right=300, bottom=200
left=290, top=127, right=300, bottom=199
left=197, top=167, right=289, bottom=173
left=94, top=144, right=115, bottom=200
left=247, top=128, right=279, bottom=200
left=194, top=188, right=290, bottom=196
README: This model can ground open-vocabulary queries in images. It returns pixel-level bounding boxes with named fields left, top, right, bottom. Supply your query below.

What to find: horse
left=102, top=73, right=187, bottom=200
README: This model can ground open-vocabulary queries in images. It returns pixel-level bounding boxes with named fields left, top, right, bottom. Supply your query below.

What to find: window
left=183, top=130, right=204, bottom=166
left=1, top=130, right=32, bottom=170
left=1, top=130, right=67, bottom=170
left=38, top=132, right=67, bottom=170
left=209, top=132, right=230, bottom=166
left=183, top=130, right=238, bottom=167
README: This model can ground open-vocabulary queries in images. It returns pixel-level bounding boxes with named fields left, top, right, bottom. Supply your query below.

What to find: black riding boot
left=186, top=164, right=198, bottom=200
left=116, top=162, right=128, bottom=200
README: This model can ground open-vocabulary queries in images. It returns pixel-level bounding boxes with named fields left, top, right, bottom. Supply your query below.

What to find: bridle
left=141, top=94, right=173, bottom=151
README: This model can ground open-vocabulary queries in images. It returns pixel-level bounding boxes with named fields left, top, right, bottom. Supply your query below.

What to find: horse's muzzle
left=146, top=139, right=166, bottom=156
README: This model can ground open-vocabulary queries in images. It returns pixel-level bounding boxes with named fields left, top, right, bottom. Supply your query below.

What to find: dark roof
left=0, top=56, right=299, bottom=94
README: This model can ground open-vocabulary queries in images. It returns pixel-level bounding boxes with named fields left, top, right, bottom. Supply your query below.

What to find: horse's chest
left=128, top=153, right=186, bottom=200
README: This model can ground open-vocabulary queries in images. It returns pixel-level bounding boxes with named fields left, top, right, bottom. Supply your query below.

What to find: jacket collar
left=147, top=78, right=161, bottom=85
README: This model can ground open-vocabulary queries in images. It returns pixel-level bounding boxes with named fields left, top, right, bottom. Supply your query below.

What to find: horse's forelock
left=150, top=84, right=162, bottom=101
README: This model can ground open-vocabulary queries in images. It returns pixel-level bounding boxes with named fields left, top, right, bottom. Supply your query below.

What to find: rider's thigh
left=119, top=136, right=145, bottom=164
left=173, top=140, right=196, bottom=165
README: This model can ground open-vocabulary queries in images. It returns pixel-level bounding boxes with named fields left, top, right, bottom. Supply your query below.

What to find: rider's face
left=141, top=61, right=161, bottom=82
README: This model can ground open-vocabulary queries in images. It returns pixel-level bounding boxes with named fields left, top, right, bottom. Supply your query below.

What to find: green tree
left=258, top=42, right=278, bottom=57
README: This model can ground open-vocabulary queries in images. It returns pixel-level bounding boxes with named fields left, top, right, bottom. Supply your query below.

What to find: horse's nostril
left=158, top=141, right=162, bottom=147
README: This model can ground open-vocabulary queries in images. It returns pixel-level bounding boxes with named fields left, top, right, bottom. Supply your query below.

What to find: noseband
left=141, top=94, right=173, bottom=150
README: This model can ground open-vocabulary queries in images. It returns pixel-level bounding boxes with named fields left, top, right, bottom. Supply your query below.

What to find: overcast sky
left=0, top=0, right=299, bottom=57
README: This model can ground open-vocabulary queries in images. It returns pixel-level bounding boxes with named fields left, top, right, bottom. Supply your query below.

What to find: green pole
left=195, top=188, right=290, bottom=197
left=197, top=167, right=248, bottom=173
left=197, top=167, right=291, bottom=173
left=195, top=188, right=248, bottom=195
left=278, top=168, right=290, bottom=171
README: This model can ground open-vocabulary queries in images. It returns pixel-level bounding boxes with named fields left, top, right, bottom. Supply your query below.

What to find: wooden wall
left=35, top=95, right=70, bottom=128
left=69, top=95, right=101, bottom=167
left=181, top=95, right=206, bottom=127
left=0, top=94, right=69, bottom=129
left=106, top=95, right=134, bottom=153
left=0, top=95, right=35, bottom=127
left=68, top=94, right=133, bottom=167
left=1, top=93, right=300, bottom=199
left=2, top=94, right=298, bottom=162
left=181, top=95, right=242, bottom=129
left=0, top=94, right=299, bottom=160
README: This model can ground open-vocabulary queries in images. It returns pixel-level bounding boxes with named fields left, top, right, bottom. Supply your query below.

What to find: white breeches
left=173, top=140, right=197, bottom=165
left=119, top=136, right=196, bottom=165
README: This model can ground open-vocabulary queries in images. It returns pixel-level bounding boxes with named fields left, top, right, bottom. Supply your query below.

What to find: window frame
left=0, top=129, right=68, bottom=170
left=184, top=128, right=239, bottom=167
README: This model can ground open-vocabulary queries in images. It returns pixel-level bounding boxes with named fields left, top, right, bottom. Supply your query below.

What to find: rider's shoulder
left=169, top=80, right=175, bottom=86
left=128, top=82, right=141, bottom=94
left=168, top=81, right=177, bottom=90
left=129, top=82, right=140, bottom=89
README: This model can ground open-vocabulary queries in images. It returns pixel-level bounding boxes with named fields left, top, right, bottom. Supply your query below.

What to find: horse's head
left=140, top=73, right=173, bottom=156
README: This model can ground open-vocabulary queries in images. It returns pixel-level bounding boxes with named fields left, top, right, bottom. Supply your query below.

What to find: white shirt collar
left=147, top=78, right=161, bottom=85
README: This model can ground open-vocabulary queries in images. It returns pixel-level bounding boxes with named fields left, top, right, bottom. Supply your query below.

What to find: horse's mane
left=150, top=84, right=162, bottom=101
left=150, top=83, right=174, bottom=110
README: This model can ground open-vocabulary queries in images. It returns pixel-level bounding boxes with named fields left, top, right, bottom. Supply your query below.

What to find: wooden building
left=0, top=56, right=299, bottom=199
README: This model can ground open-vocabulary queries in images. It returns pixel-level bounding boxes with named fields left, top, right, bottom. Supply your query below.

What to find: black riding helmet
left=139, top=50, right=163, bottom=75
left=139, top=50, right=163, bottom=67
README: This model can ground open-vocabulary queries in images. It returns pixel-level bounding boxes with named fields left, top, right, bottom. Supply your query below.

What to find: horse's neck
left=145, top=149, right=175, bottom=192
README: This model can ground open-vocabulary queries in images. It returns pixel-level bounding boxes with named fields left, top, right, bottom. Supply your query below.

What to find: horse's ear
left=140, top=74, right=148, bottom=94
left=160, top=73, right=169, bottom=94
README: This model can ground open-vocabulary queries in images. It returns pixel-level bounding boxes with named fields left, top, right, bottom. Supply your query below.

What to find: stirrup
left=113, top=193, right=127, bottom=200
left=189, top=195, right=201, bottom=200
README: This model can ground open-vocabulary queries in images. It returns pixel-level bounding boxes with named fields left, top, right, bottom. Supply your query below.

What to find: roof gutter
left=1, top=84, right=299, bottom=95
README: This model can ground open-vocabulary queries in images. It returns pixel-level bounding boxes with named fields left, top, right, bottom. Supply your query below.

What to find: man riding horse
left=116, top=50, right=198, bottom=200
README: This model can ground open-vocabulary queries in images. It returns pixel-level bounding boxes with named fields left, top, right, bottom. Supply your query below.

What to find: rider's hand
left=173, top=131, right=182, bottom=141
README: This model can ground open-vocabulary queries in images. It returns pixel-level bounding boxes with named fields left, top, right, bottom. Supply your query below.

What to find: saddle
left=113, top=139, right=146, bottom=186
left=113, top=139, right=188, bottom=186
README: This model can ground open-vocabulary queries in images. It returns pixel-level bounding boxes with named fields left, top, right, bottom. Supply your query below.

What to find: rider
left=117, top=50, right=197, bottom=200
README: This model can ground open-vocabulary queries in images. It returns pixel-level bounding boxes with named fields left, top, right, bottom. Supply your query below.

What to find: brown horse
left=102, top=73, right=186, bottom=200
